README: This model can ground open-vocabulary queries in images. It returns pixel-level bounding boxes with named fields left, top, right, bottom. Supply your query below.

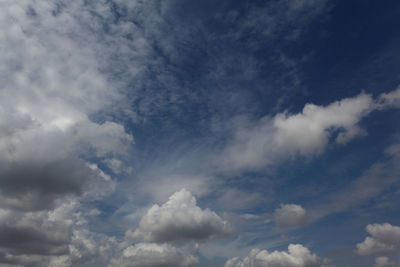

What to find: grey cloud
left=0, top=159, right=91, bottom=211
left=0, top=0, right=133, bottom=212
left=274, top=204, right=308, bottom=229
left=0, top=1, right=135, bottom=262
left=0, top=200, right=115, bottom=266
left=0, top=158, right=116, bottom=211
left=0, top=226, right=68, bottom=256
left=356, top=223, right=400, bottom=256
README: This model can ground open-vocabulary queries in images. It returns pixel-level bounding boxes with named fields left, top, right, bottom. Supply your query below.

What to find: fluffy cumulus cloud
left=112, top=189, right=232, bottom=266
left=109, top=243, right=199, bottom=267
left=127, top=189, right=231, bottom=243
left=225, top=244, right=321, bottom=267
left=274, top=204, right=308, bottom=228
left=356, top=223, right=400, bottom=256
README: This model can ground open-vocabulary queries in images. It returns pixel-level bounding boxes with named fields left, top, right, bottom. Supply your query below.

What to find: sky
left=1, top=0, right=400, bottom=266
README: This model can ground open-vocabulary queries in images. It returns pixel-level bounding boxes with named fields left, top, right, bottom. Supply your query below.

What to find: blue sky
left=1, top=0, right=400, bottom=266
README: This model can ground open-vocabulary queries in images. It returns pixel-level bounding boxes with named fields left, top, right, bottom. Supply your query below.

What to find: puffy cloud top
left=274, top=204, right=308, bottom=228
left=356, top=223, right=400, bottom=256
left=127, top=189, right=231, bottom=243
left=225, top=244, right=321, bottom=267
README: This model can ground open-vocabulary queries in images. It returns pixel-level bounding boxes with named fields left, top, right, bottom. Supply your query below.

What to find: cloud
left=109, top=242, right=199, bottom=267
left=220, top=92, right=374, bottom=172
left=0, top=1, right=135, bottom=264
left=356, top=223, right=400, bottom=256
left=274, top=204, right=308, bottom=228
left=220, top=85, right=400, bottom=173
left=376, top=85, right=400, bottom=109
left=0, top=1, right=134, bottom=212
left=273, top=92, right=373, bottom=150
left=225, top=244, right=321, bottom=267
left=0, top=200, right=115, bottom=266
left=0, top=160, right=116, bottom=211
left=374, top=256, right=398, bottom=267
left=127, top=189, right=231, bottom=243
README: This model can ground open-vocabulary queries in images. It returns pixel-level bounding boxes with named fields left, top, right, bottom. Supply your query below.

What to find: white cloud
left=356, top=237, right=396, bottom=256
left=220, top=86, right=400, bottom=173
left=366, top=223, right=400, bottom=245
left=220, top=92, right=374, bottom=172
left=126, top=189, right=231, bottom=243
left=109, top=242, right=199, bottom=267
left=274, top=92, right=373, bottom=153
left=356, top=223, right=400, bottom=256
left=274, top=204, right=308, bottom=228
left=225, top=244, right=321, bottom=267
